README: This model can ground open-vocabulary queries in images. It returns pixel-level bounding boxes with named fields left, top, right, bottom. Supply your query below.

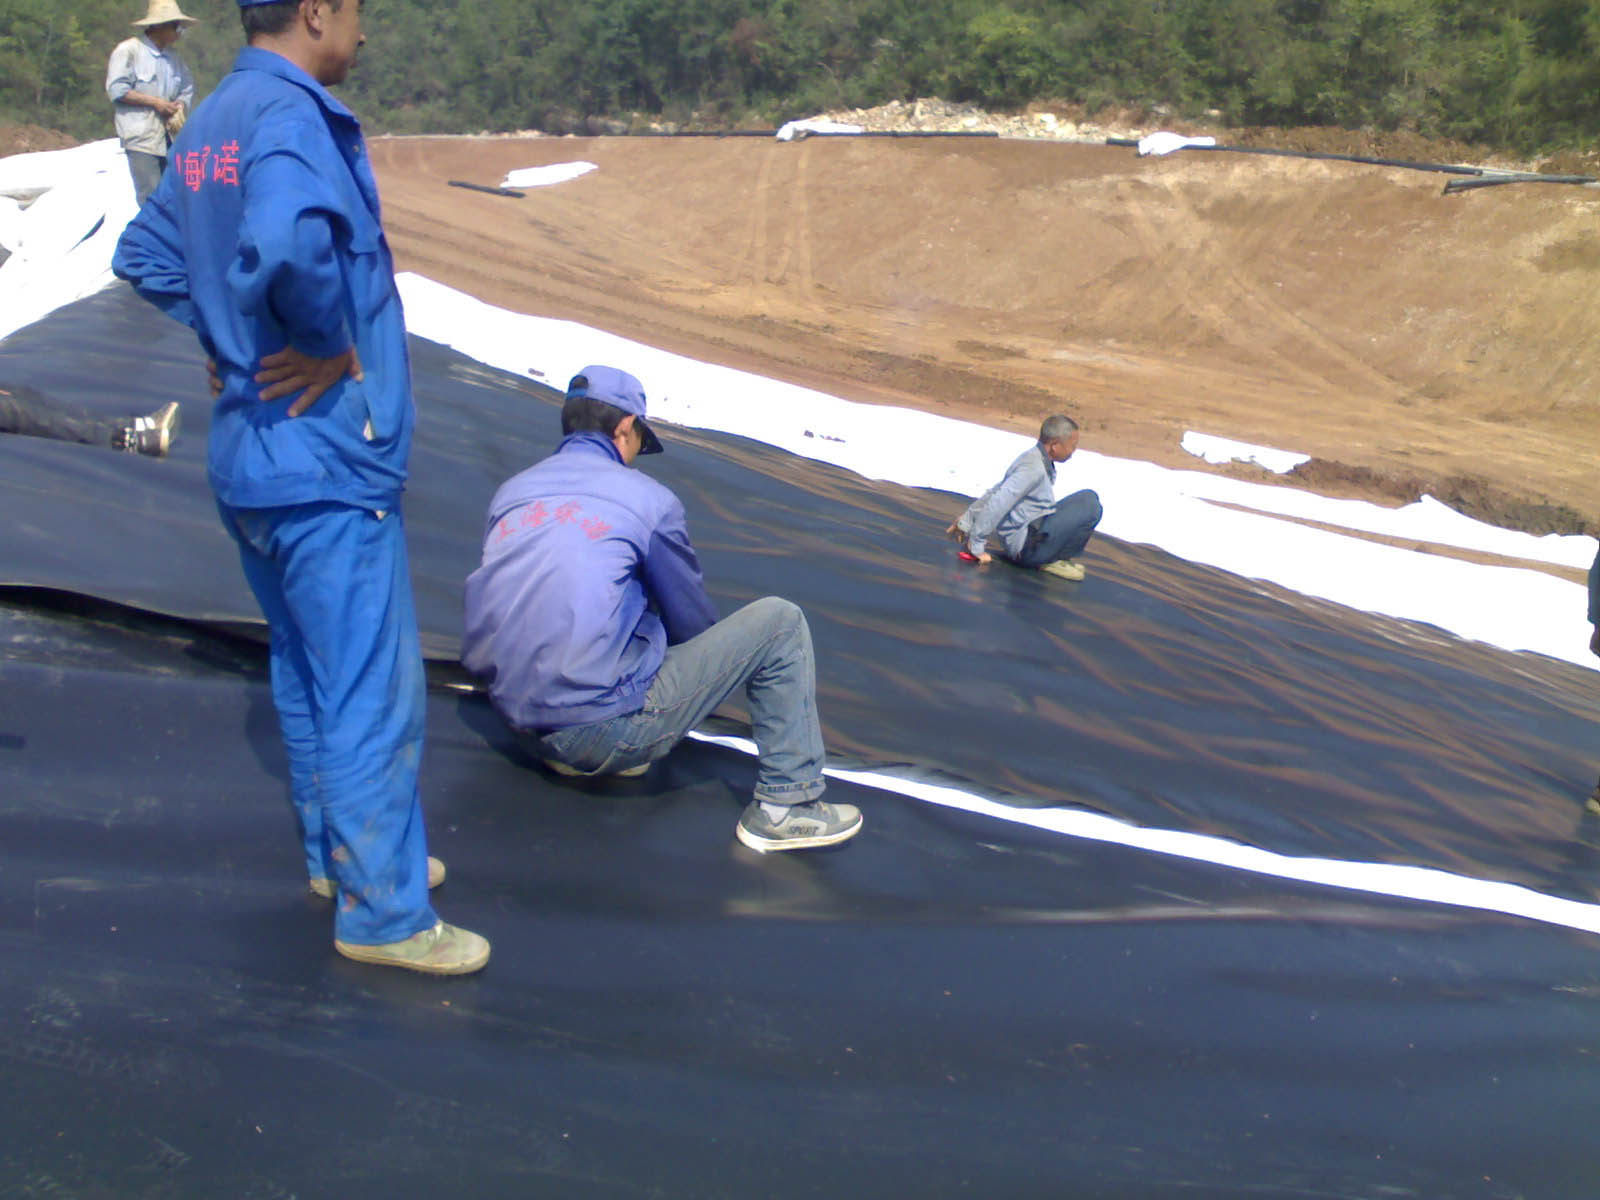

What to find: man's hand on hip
left=255, top=345, right=364, bottom=417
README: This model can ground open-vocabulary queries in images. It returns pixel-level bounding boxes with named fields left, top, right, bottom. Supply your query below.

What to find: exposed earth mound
left=369, top=131, right=1600, bottom=535
left=3, top=114, right=1593, bottom=535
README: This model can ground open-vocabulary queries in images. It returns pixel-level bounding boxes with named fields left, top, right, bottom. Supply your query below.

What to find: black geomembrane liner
left=3, top=289, right=1600, bottom=1196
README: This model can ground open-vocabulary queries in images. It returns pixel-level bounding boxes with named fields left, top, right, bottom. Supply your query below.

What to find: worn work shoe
left=116, top=401, right=180, bottom=457
left=736, top=799, right=864, bottom=853
left=1038, top=559, right=1086, bottom=581
left=334, top=921, right=491, bottom=976
left=543, top=758, right=649, bottom=779
left=309, top=855, right=446, bottom=900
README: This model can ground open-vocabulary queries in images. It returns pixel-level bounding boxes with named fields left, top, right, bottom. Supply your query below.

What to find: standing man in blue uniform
left=113, top=0, right=489, bottom=975
left=462, top=366, right=863, bottom=853
left=106, top=0, right=198, bottom=205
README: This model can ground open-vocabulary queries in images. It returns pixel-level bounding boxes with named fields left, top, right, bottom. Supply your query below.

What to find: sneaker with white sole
left=115, top=401, right=180, bottom=457
left=335, top=921, right=490, bottom=976
left=309, top=854, right=446, bottom=900
left=736, top=798, right=863, bottom=853
left=1038, top=559, right=1085, bottom=581
left=543, top=758, right=649, bottom=778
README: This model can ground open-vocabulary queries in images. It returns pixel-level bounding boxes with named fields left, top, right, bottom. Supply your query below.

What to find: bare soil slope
left=372, top=135, right=1600, bottom=533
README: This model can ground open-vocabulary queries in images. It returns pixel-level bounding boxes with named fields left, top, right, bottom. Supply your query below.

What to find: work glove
left=164, top=104, right=186, bottom=139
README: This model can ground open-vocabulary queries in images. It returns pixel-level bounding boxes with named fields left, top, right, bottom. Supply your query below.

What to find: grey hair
left=1039, top=414, right=1078, bottom=443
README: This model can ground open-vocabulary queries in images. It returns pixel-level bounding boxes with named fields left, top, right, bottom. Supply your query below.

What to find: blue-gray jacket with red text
left=461, top=434, right=719, bottom=731
left=112, top=47, right=411, bottom=511
left=1590, top=545, right=1599, bottom=625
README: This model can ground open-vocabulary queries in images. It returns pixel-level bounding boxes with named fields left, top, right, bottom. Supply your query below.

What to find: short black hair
left=561, top=395, right=630, bottom=439
left=242, top=0, right=341, bottom=39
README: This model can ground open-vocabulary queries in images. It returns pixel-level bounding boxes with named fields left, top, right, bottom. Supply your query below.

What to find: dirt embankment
left=0, top=124, right=79, bottom=157
left=368, top=130, right=1600, bottom=538
left=6, top=115, right=1596, bottom=538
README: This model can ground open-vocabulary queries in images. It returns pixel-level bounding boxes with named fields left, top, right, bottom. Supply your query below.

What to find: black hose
left=1104, top=137, right=1483, bottom=176
left=447, top=180, right=525, bottom=199
left=1443, top=174, right=1596, bottom=194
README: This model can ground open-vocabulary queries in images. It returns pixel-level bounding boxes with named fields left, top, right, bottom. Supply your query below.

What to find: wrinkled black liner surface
left=6, top=603, right=1600, bottom=1198
left=3, top=287, right=1595, bottom=892
left=3, top=289, right=1600, bottom=1195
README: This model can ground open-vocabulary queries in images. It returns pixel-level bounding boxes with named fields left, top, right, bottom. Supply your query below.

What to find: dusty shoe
left=1038, top=559, right=1085, bottom=581
left=736, top=798, right=863, bottom=853
left=1588, top=777, right=1600, bottom=816
left=116, top=401, right=180, bottom=457
left=310, top=855, right=445, bottom=900
left=544, top=758, right=649, bottom=778
left=335, top=921, right=490, bottom=976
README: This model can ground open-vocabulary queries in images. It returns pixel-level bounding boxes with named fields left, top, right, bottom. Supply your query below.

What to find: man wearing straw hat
left=106, top=0, right=198, bottom=205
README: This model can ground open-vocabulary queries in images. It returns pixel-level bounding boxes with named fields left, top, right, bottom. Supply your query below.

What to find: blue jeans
left=219, top=500, right=436, bottom=946
left=529, top=597, right=826, bottom=806
left=1014, top=489, right=1103, bottom=567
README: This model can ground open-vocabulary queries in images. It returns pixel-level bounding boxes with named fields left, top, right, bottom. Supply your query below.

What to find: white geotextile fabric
left=0, top=140, right=136, bottom=344
left=1138, top=131, right=1218, bottom=157
left=776, top=118, right=864, bottom=142
left=499, top=162, right=597, bottom=190
left=0, top=142, right=1592, bottom=670
left=1181, top=430, right=1310, bottom=474
left=0, top=138, right=125, bottom=202
left=0, top=196, right=21, bottom=254
left=396, top=272, right=1599, bottom=668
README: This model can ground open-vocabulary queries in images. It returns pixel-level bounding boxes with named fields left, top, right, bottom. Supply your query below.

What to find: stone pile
left=814, top=97, right=1143, bottom=143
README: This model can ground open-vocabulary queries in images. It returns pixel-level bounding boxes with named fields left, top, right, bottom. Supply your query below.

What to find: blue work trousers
left=1014, top=489, right=1103, bottom=567
left=528, top=597, right=827, bottom=805
left=219, top=499, right=436, bottom=946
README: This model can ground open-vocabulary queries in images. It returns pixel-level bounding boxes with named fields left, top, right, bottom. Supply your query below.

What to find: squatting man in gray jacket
left=948, top=414, right=1103, bottom=580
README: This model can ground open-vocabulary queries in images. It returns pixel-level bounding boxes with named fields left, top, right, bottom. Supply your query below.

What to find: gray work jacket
left=958, top=442, right=1057, bottom=559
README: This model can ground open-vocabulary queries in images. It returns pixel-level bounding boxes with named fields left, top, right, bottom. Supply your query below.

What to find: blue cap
left=565, top=365, right=662, bottom=455
left=236, top=0, right=283, bottom=7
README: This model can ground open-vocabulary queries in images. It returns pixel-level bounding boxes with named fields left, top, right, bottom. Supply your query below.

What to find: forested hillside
left=5, top=0, right=1600, bottom=152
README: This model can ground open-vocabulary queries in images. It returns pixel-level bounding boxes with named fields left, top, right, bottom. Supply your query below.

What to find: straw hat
left=132, top=0, right=197, bottom=26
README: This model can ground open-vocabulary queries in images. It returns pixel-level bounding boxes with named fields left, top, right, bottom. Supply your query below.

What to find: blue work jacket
left=113, top=47, right=412, bottom=510
left=462, top=434, right=719, bottom=732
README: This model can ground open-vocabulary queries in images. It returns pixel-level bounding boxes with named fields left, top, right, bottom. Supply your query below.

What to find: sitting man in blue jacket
left=462, top=366, right=863, bottom=854
left=948, top=414, right=1102, bottom=581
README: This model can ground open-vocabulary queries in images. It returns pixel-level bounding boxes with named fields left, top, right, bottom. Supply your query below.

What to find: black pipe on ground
left=1105, top=136, right=1484, bottom=176
left=447, top=179, right=525, bottom=199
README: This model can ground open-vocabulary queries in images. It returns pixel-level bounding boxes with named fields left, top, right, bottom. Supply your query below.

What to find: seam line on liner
left=688, top=730, right=1600, bottom=938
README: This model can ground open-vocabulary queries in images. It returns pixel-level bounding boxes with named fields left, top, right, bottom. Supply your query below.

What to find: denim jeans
left=1015, top=489, right=1103, bottom=567
left=528, top=596, right=826, bottom=806
left=0, top=384, right=125, bottom=448
left=219, top=500, right=436, bottom=946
